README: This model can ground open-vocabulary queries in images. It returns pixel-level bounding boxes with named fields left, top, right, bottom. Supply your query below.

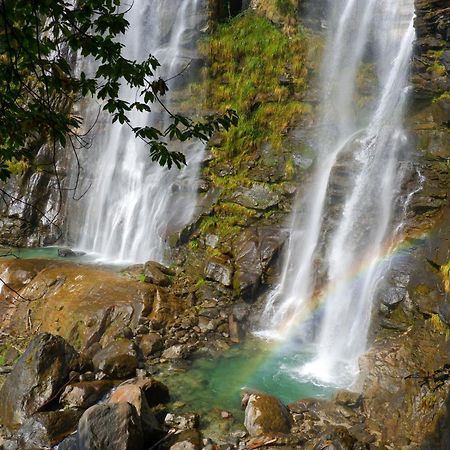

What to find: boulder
left=244, top=393, right=291, bottom=436
left=108, top=384, right=162, bottom=441
left=165, top=412, right=199, bottom=431
left=78, top=403, right=143, bottom=450
left=137, top=332, right=163, bottom=357
left=162, top=345, right=187, bottom=360
left=92, top=339, right=138, bottom=379
left=60, top=380, right=118, bottom=409
left=0, top=333, right=80, bottom=430
left=14, top=410, right=82, bottom=449
left=204, top=256, right=233, bottom=287
left=143, top=261, right=174, bottom=286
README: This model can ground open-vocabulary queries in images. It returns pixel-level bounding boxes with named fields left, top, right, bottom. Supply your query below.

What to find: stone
left=60, top=381, right=118, bottom=409
left=137, top=332, right=163, bottom=357
left=168, top=430, right=202, bottom=450
left=204, top=256, right=233, bottom=287
left=231, top=184, right=281, bottom=210
left=14, top=410, right=82, bottom=449
left=162, top=345, right=186, bottom=360
left=135, top=378, right=170, bottom=407
left=333, top=391, right=363, bottom=409
left=244, top=393, right=291, bottom=436
left=143, top=261, right=174, bottom=286
left=229, top=314, right=242, bottom=343
left=108, top=384, right=162, bottom=441
left=78, top=403, right=143, bottom=450
left=0, top=333, right=80, bottom=431
left=165, top=412, right=200, bottom=431
left=58, top=248, right=84, bottom=257
left=92, top=339, right=138, bottom=379
left=56, top=434, right=79, bottom=450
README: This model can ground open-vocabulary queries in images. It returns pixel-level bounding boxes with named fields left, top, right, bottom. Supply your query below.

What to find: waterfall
left=261, top=0, right=415, bottom=386
left=68, top=0, right=204, bottom=264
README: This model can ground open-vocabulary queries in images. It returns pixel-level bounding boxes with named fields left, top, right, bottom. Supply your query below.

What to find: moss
left=441, top=261, right=450, bottom=294
left=429, top=314, right=450, bottom=337
left=5, top=158, right=29, bottom=176
left=196, top=13, right=310, bottom=160
left=189, top=239, right=200, bottom=250
left=421, top=393, right=437, bottom=409
left=432, top=91, right=450, bottom=104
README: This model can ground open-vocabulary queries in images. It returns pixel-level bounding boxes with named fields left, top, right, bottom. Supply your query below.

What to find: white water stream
left=261, top=0, right=416, bottom=386
left=68, top=0, right=204, bottom=264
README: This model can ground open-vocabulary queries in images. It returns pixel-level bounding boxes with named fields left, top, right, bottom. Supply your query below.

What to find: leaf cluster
left=0, top=0, right=238, bottom=178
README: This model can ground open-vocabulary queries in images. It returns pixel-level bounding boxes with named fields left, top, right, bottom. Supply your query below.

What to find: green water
left=161, top=338, right=333, bottom=441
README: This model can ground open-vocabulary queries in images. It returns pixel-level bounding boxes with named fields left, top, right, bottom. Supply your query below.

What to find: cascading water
left=260, top=0, right=415, bottom=386
left=68, top=0, right=204, bottom=264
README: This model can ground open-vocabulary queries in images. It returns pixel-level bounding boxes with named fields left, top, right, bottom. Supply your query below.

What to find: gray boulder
left=78, top=403, right=143, bottom=450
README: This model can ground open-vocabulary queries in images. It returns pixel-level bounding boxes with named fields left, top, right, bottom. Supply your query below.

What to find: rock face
left=232, top=227, right=287, bottom=299
left=78, top=403, right=143, bottom=450
left=243, top=392, right=291, bottom=436
left=0, top=333, right=79, bottom=430
left=412, top=0, right=450, bottom=102
left=0, top=259, right=155, bottom=350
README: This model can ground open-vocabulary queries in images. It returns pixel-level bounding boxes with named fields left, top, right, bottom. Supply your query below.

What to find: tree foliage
left=0, top=0, right=238, bottom=180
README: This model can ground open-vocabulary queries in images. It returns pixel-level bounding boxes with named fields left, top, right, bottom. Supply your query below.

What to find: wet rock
left=244, top=393, right=291, bottom=436
left=137, top=332, right=163, bottom=357
left=229, top=314, right=242, bottom=343
left=58, top=248, right=85, bottom=258
left=60, top=381, right=118, bottom=409
left=78, top=403, right=143, bottom=450
left=231, top=184, right=280, bottom=210
left=0, top=333, right=80, bottom=430
left=165, top=412, right=200, bottom=431
left=204, top=256, right=233, bottom=287
left=143, top=261, right=174, bottom=286
left=14, top=410, right=82, bottom=449
left=92, top=339, right=138, bottom=379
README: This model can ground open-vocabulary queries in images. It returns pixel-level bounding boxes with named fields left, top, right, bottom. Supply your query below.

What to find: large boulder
left=108, top=383, right=162, bottom=442
left=0, top=333, right=80, bottom=430
left=92, top=339, right=138, bottom=379
left=78, top=403, right=143, bottom=450
left=243, top=392, right=291, bottom=436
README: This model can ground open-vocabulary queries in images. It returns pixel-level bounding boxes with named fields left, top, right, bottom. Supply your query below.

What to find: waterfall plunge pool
left=160, top=337, right=334, bottom=441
